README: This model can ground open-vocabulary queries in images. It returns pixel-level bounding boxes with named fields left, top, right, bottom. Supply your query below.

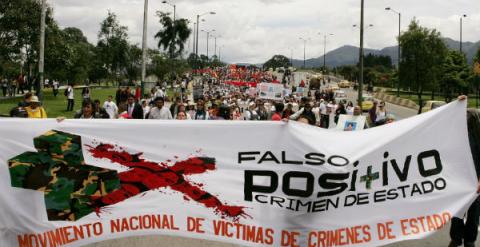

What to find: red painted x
left=88, top=144, right=247, bottom=220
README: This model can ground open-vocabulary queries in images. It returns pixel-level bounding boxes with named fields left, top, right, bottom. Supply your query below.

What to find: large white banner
left=0, top=101, right=476, bottom=247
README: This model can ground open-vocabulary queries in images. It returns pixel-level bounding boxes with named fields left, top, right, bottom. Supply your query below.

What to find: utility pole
left=386, top=7, right=402, bottom=97
left=299, top=37, right=309, bottom=69
left=460, top=14, right=467, bottom=53
left=38, top=0, right=46, bottom=100
left=321, top=33, right=334, bottom=73
left=196, top=15, right=200, bottom=57
left=141, top=0, right=148, bottom=96
left=358, top=0, right=365, bottom=106
left=192, top=22, right=196, bottom=55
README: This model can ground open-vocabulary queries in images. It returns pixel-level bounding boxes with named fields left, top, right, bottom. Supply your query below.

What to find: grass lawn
left=386, top=91, right=479, bottom=108
left=0, top=87, right=186, bottom=118
left=0, top=87, right=117, bottom=118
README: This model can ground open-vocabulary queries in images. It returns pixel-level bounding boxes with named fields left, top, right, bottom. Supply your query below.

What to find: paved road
left=343, top=88, right=418, bottom=120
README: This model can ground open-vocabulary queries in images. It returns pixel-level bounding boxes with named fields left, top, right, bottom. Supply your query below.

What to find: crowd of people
left=1, top=74, right=62, bottom=98
left=6, top=66, right=396, bottom=130
left=5, top=67, right=395, bottom=129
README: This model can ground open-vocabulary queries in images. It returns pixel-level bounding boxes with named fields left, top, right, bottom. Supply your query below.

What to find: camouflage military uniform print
left=8, top=130, right=120, bottom=221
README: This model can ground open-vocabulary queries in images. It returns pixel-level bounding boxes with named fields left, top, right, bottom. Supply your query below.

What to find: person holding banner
left=449, top=102, right=480, bottom=247
left=289, top=102, right=316, bottom=125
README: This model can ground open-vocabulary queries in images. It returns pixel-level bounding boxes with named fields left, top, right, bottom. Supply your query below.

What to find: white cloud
left=49, top=0, right=480, bottom=64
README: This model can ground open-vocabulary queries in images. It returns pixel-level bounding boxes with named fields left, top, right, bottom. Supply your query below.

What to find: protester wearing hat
left=25, top=96, right=47, bottom=119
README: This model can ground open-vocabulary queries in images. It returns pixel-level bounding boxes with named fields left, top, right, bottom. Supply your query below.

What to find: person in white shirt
left=52, top=80, right=59, bottom=97
left=66, top=84, right=75, bottom=111
left=154, top=88, right=165, bottom=99
left=103, top=95, right=118, bottom=119
left=312, top=102, right=321, bottom=126
left=319, top=99, right=328, bottom=128
left=148, top=97, right=172, bottom=120
left=141, top=100, right=151, bottom=119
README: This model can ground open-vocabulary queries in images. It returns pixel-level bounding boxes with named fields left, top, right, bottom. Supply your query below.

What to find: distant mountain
left=288, top=38, right=480, bottom=68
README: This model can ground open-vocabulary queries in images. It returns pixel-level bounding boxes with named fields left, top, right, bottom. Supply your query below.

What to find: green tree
left=399, top=20, right=448, bottom=113
left=336, top=65, right=358, bottom=82
left=472, top=48, right=480, bottom=107
left=263, top=55, right=290, bottom=70
left=154, top=12, right=191, bottom=59
left=125, top=44, right=142, bottom=81
left=440, top=51, right=472, bottom=102
left=0, top=0, right=54, bottom=77
left=97, top=11, right=130, bottom=84
left=187, top=53, right=200, bottom=69
left=363, top=54, right=393, bottom=69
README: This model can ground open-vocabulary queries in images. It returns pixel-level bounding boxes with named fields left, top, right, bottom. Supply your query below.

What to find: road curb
left=374, top=92, right=419, bottom=110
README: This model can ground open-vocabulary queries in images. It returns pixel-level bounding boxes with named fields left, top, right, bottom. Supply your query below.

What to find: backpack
left=64, top=88, right=69, bottom=97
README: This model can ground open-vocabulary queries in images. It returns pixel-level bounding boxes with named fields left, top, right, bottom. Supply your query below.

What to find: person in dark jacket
left=449, top=99, right=480, bottom=247
left=93, top=99, right=110, bottom=119
left=126, top=95, right=144, bottom=119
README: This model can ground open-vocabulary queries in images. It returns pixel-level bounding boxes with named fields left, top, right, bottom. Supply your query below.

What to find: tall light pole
left=219, top=45, right=225, bottom=61
left=386, top=7, right=402, bottom=97
left=38, top=0, right=46, bottom=99
left=358, top=0, right=365, bottom=106
left=460, top=14, right=467, bottom=53
left=299, top=37, right=310, bottom=69
left=195, top=12, right=216, bottom=58
left=318, top=33, right=334, bottom=73
left=141, top=0, right=149, bottom=96
left=213, top=35, right=221, bottom=58
left=192, top=22, right=196, bottom=54
left=201, top=29, right=215, bottom=60
left=192, top=19, right=204, bottom=56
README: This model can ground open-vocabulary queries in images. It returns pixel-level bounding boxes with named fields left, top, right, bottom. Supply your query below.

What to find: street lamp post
left=38, top=0, right=46, bottom=100
left=201, top=29, right=215, bottom=60
left=318, top=33, right=334, bottom=73
left=358, top=0, right=365, bottom=106
left=386, top=7, right=402, bottom=97
left=195, top=12, right=216, bottom=58
left=460, top=14, right=467, bottom=53
left=192, top=22, right=196, bottom=54
left=299, top=37, right=310, bottom=69
left=219, top=45, right=224, bottom=61
left=141, top=0, right=149, bottom=97
left=213, top=35, right=221, bottom=58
